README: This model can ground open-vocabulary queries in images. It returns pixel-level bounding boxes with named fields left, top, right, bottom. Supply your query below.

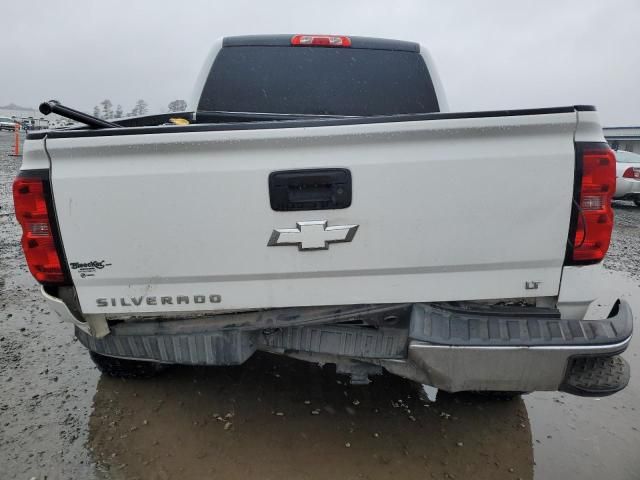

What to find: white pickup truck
left=14, top=34, right=632, bottom=397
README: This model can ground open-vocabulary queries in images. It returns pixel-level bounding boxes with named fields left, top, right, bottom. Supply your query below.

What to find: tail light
left=12, top=172, right=69, bottom=284
left=622, top=167, right=640, bottom=180
left=567, top=144, right=615, bottom=264
left=291, top=34, right=351, bottom=47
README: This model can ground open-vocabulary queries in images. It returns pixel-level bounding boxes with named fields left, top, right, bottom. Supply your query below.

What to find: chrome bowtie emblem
left=268, top=221, right=359, bottom=251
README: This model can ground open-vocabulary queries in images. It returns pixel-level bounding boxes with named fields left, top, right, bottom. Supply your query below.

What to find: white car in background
left=614, top=150, right=640, bottom=206
left=0, top=116, right=18, bottom=131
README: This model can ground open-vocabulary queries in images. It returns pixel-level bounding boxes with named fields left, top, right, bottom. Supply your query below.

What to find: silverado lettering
left=96, top=294, right=222, bottom=307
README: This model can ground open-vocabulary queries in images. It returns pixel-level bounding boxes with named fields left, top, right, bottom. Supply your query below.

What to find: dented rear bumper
left=65, top=296, right=634, bottom=395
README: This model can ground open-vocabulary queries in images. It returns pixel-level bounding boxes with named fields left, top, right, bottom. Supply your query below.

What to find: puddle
left=89, top=355, right=533, bottom=480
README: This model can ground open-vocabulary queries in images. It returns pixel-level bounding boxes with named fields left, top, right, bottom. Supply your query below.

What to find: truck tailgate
left=46, top=112, right=577, bottom=314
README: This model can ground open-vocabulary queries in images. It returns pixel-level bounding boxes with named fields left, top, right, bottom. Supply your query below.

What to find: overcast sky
left=1, top=0, right=639, bottom=125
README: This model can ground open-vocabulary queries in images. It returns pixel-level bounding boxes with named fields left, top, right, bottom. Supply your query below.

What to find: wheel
left=634, top=199, right=640, bottom=207
left=89, top=351, right=166, bottom=379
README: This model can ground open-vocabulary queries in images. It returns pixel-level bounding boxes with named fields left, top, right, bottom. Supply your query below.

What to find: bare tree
left=168, top=100, right=188, bottom=112
left=100, top=99, right=114, bottom=119
left=115, top=104, right=123, bottom=118
left=130, top=99, right=149, bottom=117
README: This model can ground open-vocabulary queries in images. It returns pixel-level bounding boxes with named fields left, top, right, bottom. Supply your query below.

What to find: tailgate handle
left=269, top=169, right=352, bottom=211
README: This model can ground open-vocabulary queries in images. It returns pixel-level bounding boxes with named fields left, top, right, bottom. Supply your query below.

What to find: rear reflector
left=568, top=144, right=615, bottom=264
left=622, top=167, right=640, bottom=179
left=291, top=34, right=351, bottom=47
left=12, top=173, right=68, bottom=284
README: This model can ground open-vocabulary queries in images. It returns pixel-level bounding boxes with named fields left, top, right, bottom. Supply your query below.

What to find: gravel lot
left=1, top=131, right=638, bottom=479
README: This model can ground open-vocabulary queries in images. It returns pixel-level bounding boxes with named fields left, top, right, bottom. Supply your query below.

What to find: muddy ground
left=0, top=131, right=638, bottom=480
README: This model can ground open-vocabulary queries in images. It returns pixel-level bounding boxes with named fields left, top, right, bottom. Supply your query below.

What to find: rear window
left=198, top=46, right=439, bottom=116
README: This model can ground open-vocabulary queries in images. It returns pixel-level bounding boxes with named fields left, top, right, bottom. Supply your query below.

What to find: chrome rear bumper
left=397, top=300, right=633, bottom=392
left=406, top=338, right=630, bottom=392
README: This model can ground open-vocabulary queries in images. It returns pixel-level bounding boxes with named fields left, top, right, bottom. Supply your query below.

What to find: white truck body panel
left=46, top=112, right=578, bottom=315
left=419, top=48, right=449, bottom=112
left=190, top=37, right=223, bottom=112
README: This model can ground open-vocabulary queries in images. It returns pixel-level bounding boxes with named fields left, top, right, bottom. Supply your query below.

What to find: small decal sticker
left=70, top=260, right=112, bottom=278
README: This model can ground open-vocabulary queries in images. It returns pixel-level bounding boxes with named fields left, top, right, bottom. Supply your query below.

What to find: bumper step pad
left=410, top=301, right=633, bottom=346
left=76, top=322, right=409, bottom=365
left=561, top=355, right=631, bottom=397
left=261, top=324, right=407, bottom=359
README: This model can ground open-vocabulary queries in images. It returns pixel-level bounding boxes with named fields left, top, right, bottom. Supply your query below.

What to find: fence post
left=9, top=122, right=21, bottom=157
left=14, top=123, right=20, bottom=155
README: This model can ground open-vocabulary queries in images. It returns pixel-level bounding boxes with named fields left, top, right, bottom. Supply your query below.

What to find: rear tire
left=89, top=351, right=165, bottom=379
left=634, top=199, right=640, bottom=207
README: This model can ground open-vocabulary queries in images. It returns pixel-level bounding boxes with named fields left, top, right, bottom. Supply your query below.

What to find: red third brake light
left=570, top=144, right=616, bottom=263
left=12, top=174, right=67, bottom=284
left=291, top=34, right=352, bottom=47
